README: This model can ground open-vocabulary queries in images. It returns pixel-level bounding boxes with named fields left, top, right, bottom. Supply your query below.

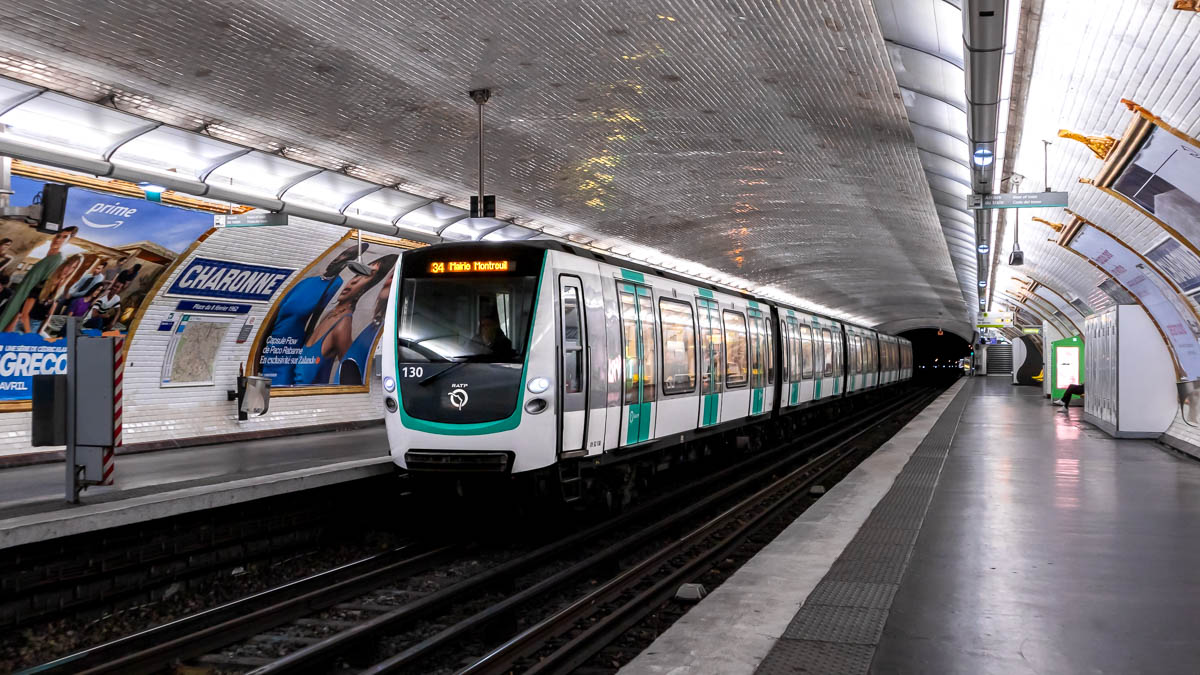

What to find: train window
left=560, top=281, right=584, bottom=394
left=799, top=324, right=814, bottom=379
left=852, top=335, right=862, bottom=374
left=659, top=299, right=696, bottom=395
left=398, top=275, right=537, bottom=363
left=779, top=319, right=791, bottom=383
left=820, top=328, right=834, bottom=377
left=698, top=302, right=724, bottom=394
left=723, top=310, right=749, bottom=388
left=637, top=292, right=657, bottom=401
left=619, top=289, right=640, bottom=406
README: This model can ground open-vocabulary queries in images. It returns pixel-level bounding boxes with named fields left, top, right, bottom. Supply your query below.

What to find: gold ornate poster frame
left=1057, top=217, right=1193, bottom=379
left=245, top=231, right=422, bottom=397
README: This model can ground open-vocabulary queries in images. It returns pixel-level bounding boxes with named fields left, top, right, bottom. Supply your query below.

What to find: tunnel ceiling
left=0, top=0, right=971, bottom=336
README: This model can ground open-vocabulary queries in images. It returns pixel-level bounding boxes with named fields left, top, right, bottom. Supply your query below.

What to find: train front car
left=382, top=243, right=556, bottom=482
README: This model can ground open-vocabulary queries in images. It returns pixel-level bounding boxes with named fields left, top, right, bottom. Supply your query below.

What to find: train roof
left=410, top=240, right=909, bottom=342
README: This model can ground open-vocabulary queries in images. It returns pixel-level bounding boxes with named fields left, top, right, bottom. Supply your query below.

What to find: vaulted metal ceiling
left=0, top=0, right=973, bottom=336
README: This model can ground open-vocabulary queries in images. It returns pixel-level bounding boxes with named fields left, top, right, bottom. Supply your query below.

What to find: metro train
left=380, top=241, right=912, bottom=502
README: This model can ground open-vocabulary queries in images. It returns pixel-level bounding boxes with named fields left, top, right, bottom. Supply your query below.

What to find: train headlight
left=384, top=397, right=398, bottom=413
left=527, top=376, right=551, bottom=394
left=524, top=398, right=548, bottom=414
left=383, top=376, right=396, bottom=393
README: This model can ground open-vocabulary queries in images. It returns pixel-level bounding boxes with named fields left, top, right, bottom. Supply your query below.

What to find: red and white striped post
left=102, top=336, right=124, bottom=486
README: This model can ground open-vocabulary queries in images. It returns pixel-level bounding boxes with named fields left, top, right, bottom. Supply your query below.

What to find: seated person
left=469, top=315, right=514, bottom=359
left=1053, top=383, right=1084, bottom=410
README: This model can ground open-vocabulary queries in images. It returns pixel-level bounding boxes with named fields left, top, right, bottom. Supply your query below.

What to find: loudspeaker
left=36, top=183, right=69, bottom=233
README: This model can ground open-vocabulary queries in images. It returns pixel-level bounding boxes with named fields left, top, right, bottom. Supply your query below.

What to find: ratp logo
left=81, top=201, right=139, bottom=229
left=448, top=387, right=469, bottom=411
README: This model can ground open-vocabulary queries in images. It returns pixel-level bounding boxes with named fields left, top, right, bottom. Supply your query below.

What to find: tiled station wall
left=0, top=218, right=388, bottom=459
left=1163, top=415, right=1200, bottom=462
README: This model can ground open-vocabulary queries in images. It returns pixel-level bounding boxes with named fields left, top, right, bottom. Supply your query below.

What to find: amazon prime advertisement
left=0, top=176, right=213, bottom=401
left=253, top=238, right=403, bottom=389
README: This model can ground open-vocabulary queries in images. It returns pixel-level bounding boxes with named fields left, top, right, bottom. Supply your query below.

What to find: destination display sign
left=967, top=191, right=1069, bottom=210
left=429, top=260, right=514, bottom=274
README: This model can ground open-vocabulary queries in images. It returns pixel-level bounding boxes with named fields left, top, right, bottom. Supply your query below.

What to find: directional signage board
left=967, top=192, right=1069, bottom=210
left=215, top=211, right=290, bottom=228
left=976, top=310, right=1014, bottom=329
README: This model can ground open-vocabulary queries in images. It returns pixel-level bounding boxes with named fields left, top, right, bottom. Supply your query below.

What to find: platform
left=623, top=376, right=1200, bottom=674
left=0, top=426, right=392, bottom=550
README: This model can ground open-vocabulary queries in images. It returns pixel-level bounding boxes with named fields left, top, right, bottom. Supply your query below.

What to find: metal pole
left=1043, top=140, right=1051, bottom=192
left=65, top=316, right=78, bottom=503
left=468, top=88, right=491, bottom=214
left=478, top=102, right=484, bottom=207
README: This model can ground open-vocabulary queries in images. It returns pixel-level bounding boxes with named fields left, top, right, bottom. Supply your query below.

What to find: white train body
left=381, top=242, right=912, bottom=479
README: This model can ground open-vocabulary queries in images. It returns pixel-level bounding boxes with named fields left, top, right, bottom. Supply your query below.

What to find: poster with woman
left=252, top=234, right=409, bottom=391
left=0, top=176, right=214, bottom=403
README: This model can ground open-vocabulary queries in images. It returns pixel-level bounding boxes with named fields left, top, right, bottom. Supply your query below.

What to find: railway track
left=25, top=385, right=939, bottom=675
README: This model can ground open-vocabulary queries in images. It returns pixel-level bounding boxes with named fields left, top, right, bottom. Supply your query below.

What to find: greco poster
left=252, top=235, right=407, bottom=390
left=0, top=177, right=213, bottom=402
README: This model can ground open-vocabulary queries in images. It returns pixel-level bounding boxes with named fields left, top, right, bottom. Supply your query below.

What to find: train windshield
left=397, top=275, right=538, bottom=364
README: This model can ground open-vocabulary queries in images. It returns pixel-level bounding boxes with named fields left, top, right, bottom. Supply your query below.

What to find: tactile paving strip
left=755, top=385, right=971, bottom=675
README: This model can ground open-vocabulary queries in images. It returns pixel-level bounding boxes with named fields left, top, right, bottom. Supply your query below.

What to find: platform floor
left=0, top=425, right=389, bottom=520
left=624, top=376, right=1200, bottom=674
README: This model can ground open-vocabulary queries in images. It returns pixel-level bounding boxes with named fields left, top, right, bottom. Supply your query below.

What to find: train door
left=618, top=282, right=657, bottom=446
left=558, top=275, right=588, bottom=454
left=797, top=321, right=815, bottom=402
left=721, top=309, right=750, bottom=421
left=696, top=297, right=723, bottom=427
left=747, top=307, right=768, bottom=415
left=780, top=316, right=794, bottom=407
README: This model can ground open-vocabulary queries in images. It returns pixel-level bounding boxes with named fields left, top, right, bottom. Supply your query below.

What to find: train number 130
left=401, top=366, right=424, bottom=378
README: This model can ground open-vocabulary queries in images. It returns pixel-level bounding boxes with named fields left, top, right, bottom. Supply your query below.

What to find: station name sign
left=967, top=191, right=1069, bottom=210
left=167, top=257, right=296, bottom=303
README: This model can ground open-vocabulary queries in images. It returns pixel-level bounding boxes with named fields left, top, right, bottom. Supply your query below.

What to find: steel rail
left=357, top=390, right=936, bottom=674
left=20, top=543, right=455, bottom=675
left=499, top=389, right=941, bottom=675
left=246, top=391, right=919, bottom=675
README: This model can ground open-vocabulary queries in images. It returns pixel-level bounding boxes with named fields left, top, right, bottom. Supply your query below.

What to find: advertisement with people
left=0, top=176, right=213, bottom=402
left=253, top=235, right=407, bottom=390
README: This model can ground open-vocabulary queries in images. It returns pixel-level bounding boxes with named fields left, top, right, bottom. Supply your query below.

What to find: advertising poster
left=0, top=176, right=213, bottom=402
left=1071, top=224, right=1200, bottom=379
left=253, top=236, right=405, bottom=390
left=1110, top=126, right=1200, bottom=243
left=1145, top=237, right=1200, bottom=293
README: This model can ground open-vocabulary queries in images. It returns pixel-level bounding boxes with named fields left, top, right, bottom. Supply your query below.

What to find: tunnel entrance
left=901, top=328, right=970, bottom=383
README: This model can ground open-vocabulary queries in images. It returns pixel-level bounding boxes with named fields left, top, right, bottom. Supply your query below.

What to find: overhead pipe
left=963, top=0, right=1007, bottom=195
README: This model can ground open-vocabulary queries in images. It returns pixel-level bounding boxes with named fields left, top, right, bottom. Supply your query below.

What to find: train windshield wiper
left=395, top=336, right=452, bottom=362
left=416, top=353, right=500, bottom=386
left=418, top=361, right=467, bottom=386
